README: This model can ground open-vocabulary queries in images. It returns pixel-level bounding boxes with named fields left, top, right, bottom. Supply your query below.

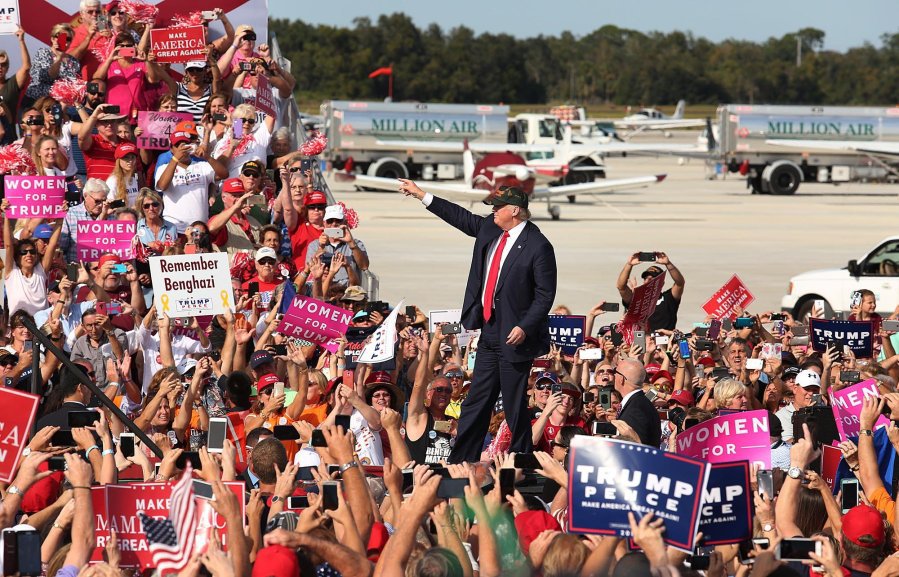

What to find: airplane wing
left=613, top=119, right=706, bottom=131
left=327, top=173, right=493, bottom=203
left=531, top=174, right=667, bottom=199
left=765, top=139, right=899, bottom=156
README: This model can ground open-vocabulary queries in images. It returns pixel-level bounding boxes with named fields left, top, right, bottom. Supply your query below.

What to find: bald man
left=613, top=358, right=661, bottom=447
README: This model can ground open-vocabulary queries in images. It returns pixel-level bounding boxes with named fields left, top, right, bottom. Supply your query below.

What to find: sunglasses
left=551, top=441, right=569, bottom=450
left=0, top=359, right=17, bottom=367
left=307, top=205, right=326, bottom=211
left=325, top=219, right=342, bottom=224
left=242, top=171, right=261, bottom=178
left=19, top=249, right=37, bottom=255
left=535, top=383, right=553, bottom=391
left=241, top=118, right=257, bottom=125
left=430, top=387, right=452, bottom=394
left=288, top=166, right=304, bottom=173
left=258, top=258, right=276, bottom=265
left=109, top=9, right=124, bottom=15
left=143, top=202, right=160, bottom=209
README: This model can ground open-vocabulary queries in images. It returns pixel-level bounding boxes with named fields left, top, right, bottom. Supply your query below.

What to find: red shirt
left=290, top=222, right=322, bottom=271
left=83, top=135, right=118, bottom=180
left=531, top=416, right=586, bottom=452
left=241, top=277, right=282, bottom=309
left=68, top=24, right=105, bottom=80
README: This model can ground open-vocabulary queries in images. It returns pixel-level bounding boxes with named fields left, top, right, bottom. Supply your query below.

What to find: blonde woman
left=135, top=188, right=178, bottom=251
left=713, top=378, right=751, bottom=412
left=105, top=141, right=141, bottom=206
left=211, top=102, right=275, bottom=177
left=31, top=135, right=67, bottom=176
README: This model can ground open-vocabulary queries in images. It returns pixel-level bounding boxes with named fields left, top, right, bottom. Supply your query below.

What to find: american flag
left=138, top=464, right=198, bottom=575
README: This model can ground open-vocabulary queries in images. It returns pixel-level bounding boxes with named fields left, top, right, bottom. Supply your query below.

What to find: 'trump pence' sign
left=568, top=436, right=708, bottom=551
left=149, top=253, right=234, bottom=318
left=699, top=462, right=753, bottom=545
left=548, top=315, right=586, bottom=355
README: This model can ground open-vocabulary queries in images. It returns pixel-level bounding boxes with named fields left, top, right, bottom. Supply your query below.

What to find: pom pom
left=90, top=34, right=115, bottom=63
left=116, top=0, right=159, bottom=25
left=169, top=11, right=204, bottom=28
left=0, top=144, right=36, bottom=175
left=49, top=78, right=87, bottom=107
left=336, top=201, right=360, bottom=229
left=299, top=132, right=328, bottom=157
left=229, top=252, right=256, bottom=283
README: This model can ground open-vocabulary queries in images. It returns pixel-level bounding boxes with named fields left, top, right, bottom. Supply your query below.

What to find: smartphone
left=827, top=339, right=844, bottom=362
left=119, top=432, right=135, bottom=458
left=633, top=330, right=646, bottom=350
left=693, top=325, right=709, bottom=337
left=50, top=429, right=77, bottom=447
left=598, top=389, right=612, bottom=410
left=405, top=305, right=416, bottom=319
left=757, top=469, right=774, bottom=499
left=776, top=538, right=822, bottom=561
left=95, top=301, right=107, bottom=316
left=792, top=324, right=808, bottom=336
left=707, top=319, right=722, bottom=340
left=840, top=370, right=861, bottom=384
left=734, top=317, right=756, bottom=329
left=272, top=381, right=285, bottom=399
left=311, top=429, right=327, bottom=447
left=688, top=554, right=711, bottom=570
left=324, top=227, right=343, bottom=237
left=600, top=302, right=620, bottom=312
left=3, top=529, right=42, bottom=577
left=106, top=301, right=123, bottom=315
left=104, top=105, right=120, bottom=114
left=322, top=481, right=340, bottom=510
left=711, top=366, right=731, bottom=380
left=637, top=252, right=657, bottom=262
left=746, top=358, right=764, bottom=370
left=335, top=414, right=351, bottom=431
left=207, top=417, right=227, bottom=453
left=401, top=468, right=415, bottom=492
left=513, top=453, right=541, bottom=469
left=192, top=480, right=215, bottom=500
left=694, top=338, right=715, bottom=351
left=239, top=61, right=253, bottom=72
left=287, top=496, right=309, bottom=509
left=884, top=320, right=899, bottom=332
left=579, top=348, right=604, bottom=360
left=247, top=194, right=266, bottom=207
left=592, top=421, right=617, bottom=436
left=437, top=478, right=468, bottom=499
left=678, top=339, right=691, bottom=359
left=583, top=392, right=596, bottom=404
left=841, top=478, right=860, bottom=513
left=551, top=383, right=563, bottom=396
left=233, top=118, right=244, bottom=138
left=790, top=336, right=810, bottom=346
left=57, top=32, right=68, bottom=52
left=654, top=335, right=670, bottom=346
left=499, top=467, right=516, bottom=503
left=68, top=410, right=100, bottom=428
left=246, top=281, right=259, bottom=298
left=212, top=113, right=228, bottom=123
left=48, top=455, right=68, bottom=471
left=270, top=425, right=300, bottom=442
left=645, top=388, right=658, bottom=402
left=201, top=10, right=217, bottom=20
left=443, top=322, right=462, bottom=335
left=814, top=299, right=826, bottom=314
left=738, top=538, right=770, bottom=565
left=175, top=451, right=202, bottom=469
left=271, top=344, right=287, bottom=356
left=118, top=47, right=135, bottom=58
left=657, top=409, right=670, bottom=420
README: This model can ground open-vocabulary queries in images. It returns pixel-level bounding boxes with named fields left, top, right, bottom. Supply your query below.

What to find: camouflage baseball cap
left=484, top=185, right=528, bottom=209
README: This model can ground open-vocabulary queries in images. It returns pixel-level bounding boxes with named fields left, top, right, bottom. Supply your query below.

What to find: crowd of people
left=2, top=3, right=899, bottom=577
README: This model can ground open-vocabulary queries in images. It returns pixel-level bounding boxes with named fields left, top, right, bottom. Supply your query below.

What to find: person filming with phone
left=304, top=204, right=368, bottom=287
left=616, top=251, right=685, bottom=332
left=398, top=179, right=557, bottom=462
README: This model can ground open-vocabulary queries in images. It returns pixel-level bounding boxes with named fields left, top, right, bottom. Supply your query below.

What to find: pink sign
left=137, top=111, right=194, bottom=150
left=76, top=220, right=135, bottom=261
left=676, top=409, right=771, bottom=468
left=829, top=378, right=890, bottom=440
left=3, top=175, right=65, bottom=219
left=277, top=296, right=351, bottom=353
left=618, top=271, right=665, bottom=344
left=255, top=74, right=276, bottom=118
left=702, top=274, right=755, bottom=321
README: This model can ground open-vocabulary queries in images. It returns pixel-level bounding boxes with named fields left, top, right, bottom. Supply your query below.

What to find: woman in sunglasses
left=211, top=102, right=275, bottom=178
left=135, top=188, right=178, bottom=254
left=93, top=33, right=162, bottom=124
left=1, top=198, right=62, bottom=316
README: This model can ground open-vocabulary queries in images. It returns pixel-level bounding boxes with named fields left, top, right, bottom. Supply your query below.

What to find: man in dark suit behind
left=613, top=358, right=662, bottom=447
left=398, top=180, right=557, bottom=463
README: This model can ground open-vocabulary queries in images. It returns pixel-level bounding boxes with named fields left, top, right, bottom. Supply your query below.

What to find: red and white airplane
left=332, top=144, right=666, bottom=220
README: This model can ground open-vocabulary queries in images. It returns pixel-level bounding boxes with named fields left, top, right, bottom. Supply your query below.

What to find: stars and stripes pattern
left=138, top=464, right=197, bottom=575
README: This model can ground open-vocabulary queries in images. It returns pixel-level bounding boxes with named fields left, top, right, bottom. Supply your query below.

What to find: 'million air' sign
left=767, top=121, right=875, bottom=137
left=371, top=117, right=480, bottom=134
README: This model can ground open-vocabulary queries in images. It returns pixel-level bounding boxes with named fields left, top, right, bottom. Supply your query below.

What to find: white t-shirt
left=106, top=173, right=139, bottom=208
left=136, top=323, right=208, bottom=394
left=58, top=122, right=77, bottom=178
left=212, top=122, right=271, bottom=178
left=6, top=264, right=48, bottom=316
left=350, top=409, right=384, bottom=466
left=155, top=160, right=217, bottom=233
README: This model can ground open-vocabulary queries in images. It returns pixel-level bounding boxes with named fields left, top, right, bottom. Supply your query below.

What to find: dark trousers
left=448, top=318, right=533, bottom=463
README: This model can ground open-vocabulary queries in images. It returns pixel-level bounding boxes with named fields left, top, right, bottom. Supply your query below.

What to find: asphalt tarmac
left=324, top=132, right=899, bottom=329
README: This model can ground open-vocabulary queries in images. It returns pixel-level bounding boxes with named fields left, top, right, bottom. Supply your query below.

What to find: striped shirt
left=177, top=83, right=211, bottom=123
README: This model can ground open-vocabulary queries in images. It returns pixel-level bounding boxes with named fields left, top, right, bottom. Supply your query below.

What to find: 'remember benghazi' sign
left=149, top=253, right=234, bottom=318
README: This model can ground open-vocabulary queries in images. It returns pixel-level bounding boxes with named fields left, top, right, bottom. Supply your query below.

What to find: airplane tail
left=463, top=140, right=474, bottom=188
left=672, top=100, right=686, bottom=119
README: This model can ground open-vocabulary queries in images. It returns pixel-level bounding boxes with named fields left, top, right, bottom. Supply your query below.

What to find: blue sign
left=699, top=462, right=753, bottom=545
left=809, top=318, right=874, bottom=358
left=568, top=437, right=709, bottom=551
left=548, top=315, right=586, bottom=355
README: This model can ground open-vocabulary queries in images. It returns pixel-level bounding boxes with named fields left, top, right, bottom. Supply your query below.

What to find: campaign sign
left=89, top=486, right=110, bottom=563
left=676, top=410, right=771, bottom=468
left=568, top=436, right=709, bottom=551
left=702, top=274, right=754, bottom=321
left=0, top=0, right=20, bottom=35
left=3, top=175, right=65, bottom=219
left=809, top=318, right=874, bottom=358
left=277, top=296, right=350, bottom=354
left=820, top=444, right=842, bottom=490
left=548, top=315, right=586, bottom=355
left=699, top=462, right=752, bottom=545
left=255, top=73, right=277, bottom=118
left=149, top=253, right=234, bottom=318
left=829, top=378, right=890, bottom=440
left=150, top=26, right=206, bottom=64
left=99, top=481, right=244, bottom=568
left=619, top=271, right=666, bottom=344
left=344, top=325, right=376, bottom=369
left=76, top=220, right=135, bottom=261
left=0, top=388, right=40, bottom=483
left=137, top=110, right=194, bottom=150
left=428, top=309, right=478, bottom=347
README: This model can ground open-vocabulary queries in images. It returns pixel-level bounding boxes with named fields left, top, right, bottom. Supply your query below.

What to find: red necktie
left=483, top=231, right=510, bottom=322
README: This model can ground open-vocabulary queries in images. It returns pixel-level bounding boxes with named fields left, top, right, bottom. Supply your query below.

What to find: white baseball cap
left=255, top=247, right=277, bottom=262
left=324, top=205, right=345, bottom=222
left=796, top=369, right=821, bottom=389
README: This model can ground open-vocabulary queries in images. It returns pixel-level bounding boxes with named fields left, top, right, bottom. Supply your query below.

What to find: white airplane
left=614, top=100, right=706, bottom=136
left=330, top=144, right=666, bottom=220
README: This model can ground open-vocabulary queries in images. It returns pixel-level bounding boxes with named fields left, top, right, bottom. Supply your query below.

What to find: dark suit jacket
left=618, top=390, right=662, bottom=447
left=427, top=196, right=557, bottom=363
left=36, top=401, right=88, bottom=431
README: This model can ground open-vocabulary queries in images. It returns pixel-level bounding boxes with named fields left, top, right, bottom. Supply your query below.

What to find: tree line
left=270, top=14, right=899, bottom=106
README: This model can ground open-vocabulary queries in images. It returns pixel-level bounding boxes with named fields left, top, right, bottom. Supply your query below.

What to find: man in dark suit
left=35, top=362, right=96, bottom=430
left=613, top=358, right=662, bottom=446
left=398, top=180, right=557, bottom=462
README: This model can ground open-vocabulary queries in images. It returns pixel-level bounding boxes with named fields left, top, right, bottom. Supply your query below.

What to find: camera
left=24, top=115, right=44, bottom=126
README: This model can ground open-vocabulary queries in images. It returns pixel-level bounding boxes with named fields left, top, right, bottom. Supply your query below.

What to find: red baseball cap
left=365, top=371, right=393, bottom=386
left=251, top=545, right=298, bottom=577
left=303, top=190, right=327, bottom=206
left=115, top=142, right=138, bottom=159
left=645, top=363, right=661, bottom=376
left=514, top=511, right=561, bottom=555
left=257, top=373, right=280, bottom=393
left=170, top=131, right=194, bottom=146
left=668, top=389, right=695, bottom=407
left=842, top=504, right=885, bottom=548
left=222, top=178, right=245, bottom=194
left=174, top=120, right=198, bottom=135
left=697, top=357, right=716, bottom=367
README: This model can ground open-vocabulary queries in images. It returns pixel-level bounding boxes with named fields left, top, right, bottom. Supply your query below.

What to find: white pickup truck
left=781, top=236, right=899, bottom=319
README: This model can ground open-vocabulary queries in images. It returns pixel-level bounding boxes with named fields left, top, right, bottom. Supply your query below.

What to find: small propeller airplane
left=613, top=100, right=706, bottom=137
